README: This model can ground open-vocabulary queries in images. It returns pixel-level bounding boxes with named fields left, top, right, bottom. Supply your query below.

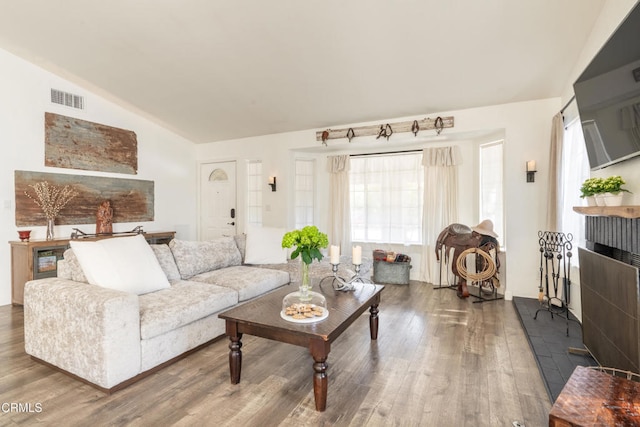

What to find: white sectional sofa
left=23, top=234, right=289, bottom=392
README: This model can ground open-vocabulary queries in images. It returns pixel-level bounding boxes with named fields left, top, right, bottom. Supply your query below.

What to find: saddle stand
left=435, top=223, right=503, bottom=303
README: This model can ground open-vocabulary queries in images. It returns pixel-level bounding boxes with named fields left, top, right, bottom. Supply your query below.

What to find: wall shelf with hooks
left=316, top=116, right=454, bottom=144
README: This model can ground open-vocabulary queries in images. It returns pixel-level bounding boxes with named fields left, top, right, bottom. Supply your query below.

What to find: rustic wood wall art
left=45, top=112, right=138, bottom=174
left=15, top=170, right=154, bottom=227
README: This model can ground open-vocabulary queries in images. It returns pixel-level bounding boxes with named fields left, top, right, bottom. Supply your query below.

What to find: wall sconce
left=526, top=160, right=537, bottom=183
left=268, top=176, right=277, bottom=192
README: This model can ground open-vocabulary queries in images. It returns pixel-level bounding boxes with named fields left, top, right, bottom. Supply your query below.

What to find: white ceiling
left=0, top=1, right=605, bottom=143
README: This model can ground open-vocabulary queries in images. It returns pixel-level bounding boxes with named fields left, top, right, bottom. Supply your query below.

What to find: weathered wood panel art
left=15, top=170, right=154, bottom=227
left=45, top=112, right=138, bottom=174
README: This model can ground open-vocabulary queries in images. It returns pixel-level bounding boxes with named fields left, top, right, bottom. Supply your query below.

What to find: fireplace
left=576, top=208, right=640, bottom=373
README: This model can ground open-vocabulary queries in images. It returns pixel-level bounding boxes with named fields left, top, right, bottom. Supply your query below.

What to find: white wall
left=562, top=0, right=640, bottom=200
left=196, top=98, right=558, bottom=300
left=0, top=48, right=198, bottom=306
left=557, top=0, right=640, bottom=321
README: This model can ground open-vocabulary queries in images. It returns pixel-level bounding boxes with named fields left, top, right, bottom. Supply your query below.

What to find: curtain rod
left=350, top=149, right=423, bottom=158
left=560, top=95, right=576, bottom=114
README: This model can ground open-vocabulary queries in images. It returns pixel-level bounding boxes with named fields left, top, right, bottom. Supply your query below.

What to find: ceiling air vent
left=50, top=88, right=84, bottom=110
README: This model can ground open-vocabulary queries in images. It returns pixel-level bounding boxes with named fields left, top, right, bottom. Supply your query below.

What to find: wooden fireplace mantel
left=573, top=205, right=640, bottom=218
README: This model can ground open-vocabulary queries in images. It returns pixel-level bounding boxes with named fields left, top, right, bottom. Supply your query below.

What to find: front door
left=200, top=161, right=237, bottom=239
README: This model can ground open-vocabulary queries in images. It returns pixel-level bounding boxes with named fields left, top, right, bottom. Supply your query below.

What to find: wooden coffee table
left=218, top=282, right=384, bottom=411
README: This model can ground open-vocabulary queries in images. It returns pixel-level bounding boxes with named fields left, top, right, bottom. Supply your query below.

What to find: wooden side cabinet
left=9, top=231, right=175, bottom=305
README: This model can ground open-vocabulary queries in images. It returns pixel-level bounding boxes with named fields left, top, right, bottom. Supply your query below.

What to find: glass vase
left=46, top=218, right=55, bottom=240
left=299, top=260, right=312, bottom=301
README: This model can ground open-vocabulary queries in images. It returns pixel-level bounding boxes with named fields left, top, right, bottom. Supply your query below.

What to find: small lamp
left=268, top=176, right=277, bottom=192
left=526, top=160, right=537, bottom=183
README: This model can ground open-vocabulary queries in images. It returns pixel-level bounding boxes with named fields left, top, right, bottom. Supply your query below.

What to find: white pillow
left=70, top=234, right=171, bottom=295
left=243, top=225, right=287, bottom=264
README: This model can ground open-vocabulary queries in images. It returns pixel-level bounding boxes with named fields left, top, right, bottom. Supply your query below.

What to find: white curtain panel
left=420, top=146, right=461, bottom=284
left=327, top=155, right=352, bottom=252
left=560, top=118, right=589, bottom=255
left=546, top=112, right=564, bottom=231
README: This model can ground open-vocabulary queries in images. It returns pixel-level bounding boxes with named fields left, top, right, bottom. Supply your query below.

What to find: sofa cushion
left=244, top=225, right=287, bottom=265
left=70, top=235, right=170, bottom=295
left=150, top=244, right=181, bottom=281
left=138, top=281, right=238, bottom=340
left=169, top=237, right=242, bottom=279
left=190, top=266, right=289, bottom=301
left=60, top=249, right=89, bottom=283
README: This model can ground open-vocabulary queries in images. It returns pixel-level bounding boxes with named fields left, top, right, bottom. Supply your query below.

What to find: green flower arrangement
left=579, top=177, right=604, bottom=198
left=282, top=226, right=329, bottom=265
left=602, top=175, right=631, bottom=195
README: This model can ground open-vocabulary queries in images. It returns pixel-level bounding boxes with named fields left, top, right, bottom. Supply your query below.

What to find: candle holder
left=18, top=230, right=31, bottom=242
left=319, top=262, right=372, bottom=292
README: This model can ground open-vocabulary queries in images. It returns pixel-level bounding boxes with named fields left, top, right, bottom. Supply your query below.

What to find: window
left=246, top=160, right=262, bottom=226
left=350, top=152, right=423, bottom=244
left=479, top=141, right=505, bottom=247
left=294, top=159, right=315, bottom=229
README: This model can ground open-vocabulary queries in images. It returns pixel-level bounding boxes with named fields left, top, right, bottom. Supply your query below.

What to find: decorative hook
left=411, top=120, right=419, bottom=137
left=346, top=128, right=355, bottom=142
left=375, top=124, right=394, bottom=140
left=434, top=116, right=444, bottom=135
left=321, top=130, right=330, bottom=146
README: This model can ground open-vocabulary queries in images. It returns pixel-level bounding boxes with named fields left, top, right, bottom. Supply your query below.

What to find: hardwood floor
left=0, top=282, right=551, bottom=426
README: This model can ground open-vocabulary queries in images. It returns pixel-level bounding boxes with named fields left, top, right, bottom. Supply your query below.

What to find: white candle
left=352, top=245, right=362, bottom=265
left=526, top=160, right=536, bottom=172
left=330, top=245, right=340, bottom=264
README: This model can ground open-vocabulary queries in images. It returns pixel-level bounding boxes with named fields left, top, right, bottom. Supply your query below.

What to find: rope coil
left=455, top=248, right=497, bottom=282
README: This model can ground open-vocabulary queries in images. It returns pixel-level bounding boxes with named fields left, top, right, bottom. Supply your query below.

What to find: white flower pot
left=603, top=192, right=624, bottom=207
left=585, top=196, right=597, bottom=206
left=594, top=194, right=606, bottom=206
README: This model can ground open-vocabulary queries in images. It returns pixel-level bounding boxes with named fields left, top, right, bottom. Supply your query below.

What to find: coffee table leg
left=369, top=303, right=379, bottom=340
left=226, top=321, right=243, bottom=384
left=310, top=340, right=330, bottom=412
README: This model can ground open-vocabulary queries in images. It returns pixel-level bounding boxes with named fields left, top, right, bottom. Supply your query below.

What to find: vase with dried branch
left=24, top=181, right=79, bottom=240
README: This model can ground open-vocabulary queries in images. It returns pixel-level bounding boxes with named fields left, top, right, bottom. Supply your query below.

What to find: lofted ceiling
left=0, top=1, right=605, bottom=143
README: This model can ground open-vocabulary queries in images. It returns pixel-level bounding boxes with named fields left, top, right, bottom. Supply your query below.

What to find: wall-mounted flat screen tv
left=574, top=3, right=640, bottom=170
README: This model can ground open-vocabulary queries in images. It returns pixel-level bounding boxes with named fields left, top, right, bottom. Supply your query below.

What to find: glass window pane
left=295, top=159, right=315, bottom=228
left=479, top=141, right=504, bottom=246
left=246, top=160, right=262, bottom=226
left=349, top=152, right=423, bottom=244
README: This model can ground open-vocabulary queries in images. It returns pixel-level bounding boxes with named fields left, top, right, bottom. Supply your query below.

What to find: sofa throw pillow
left=244, top=225, right=287, bottom=265
left=234, top=234, right=246, bottom=263
left=70, top=235, right=170, bottom=295
left=150, top=244, right=181, bottom=282
left=169, top=237, right=242, bottom=279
